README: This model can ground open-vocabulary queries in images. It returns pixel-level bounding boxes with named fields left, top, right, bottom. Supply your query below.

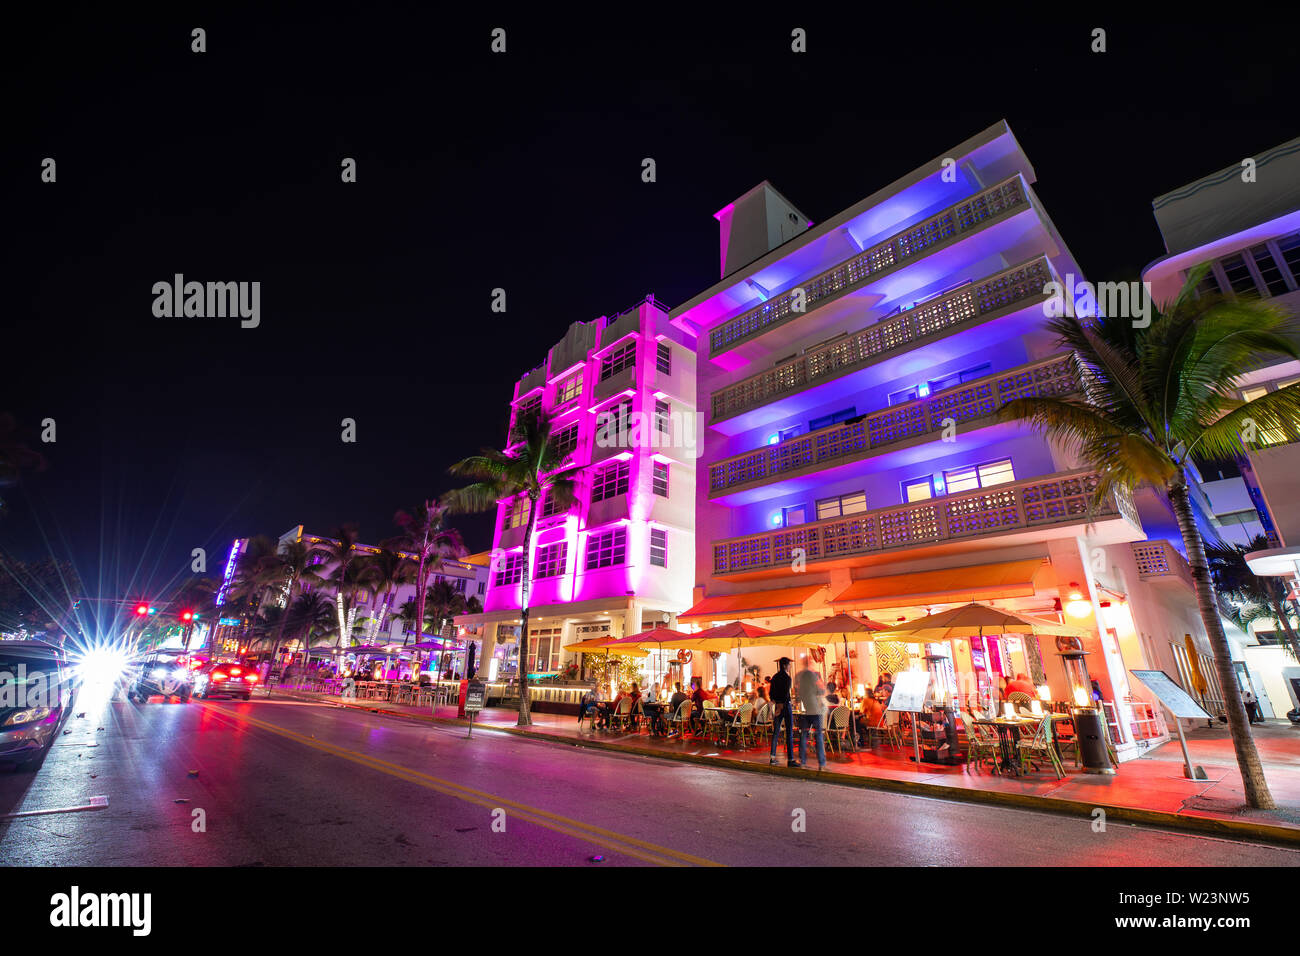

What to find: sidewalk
left=267, top=687, right=1300, bottom=845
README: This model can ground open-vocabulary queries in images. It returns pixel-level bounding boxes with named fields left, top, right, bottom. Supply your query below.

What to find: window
left=1192, top=265, right=1223, bottom=298
left=595, top=400, right=631, bottom=447
left=494, top=552, right=524, bottom=586
left=1251, top=245, right=1290, bottom=296
left=809, top=407, right=857, bottom=431
left=649, top=528, right=667, bottom=568
left=453, top=578, right=467, bottom=592
left=552, top=422, right=579, bottom=460
left=1277, top=232, right=1300, bottom=285
left=600, top=340, right=636, bottom=381
left=556, top=373, right=583, bottom=405
left=1220, top=254, right=1257, bottom=295
left=888, top=386, right=920, bottom=406
left=503, top=496, right=531, bottom=529
left=1241, top=385, right=1269, bottom=402
left=534, top=542, right=568, bottom=579
left=528, top=627, right=562, bottom=674
left=591, top=460, right=630, bottom=502
left=585, top=528, right=628, bottom=569
left=816, top=491, right=867, bottom=520
left=656, top=342, right=672, bottom=375
left=540, top=487, right=568, bottom=518
left=654, top=399, right=671, bottom=435
left=943, top=458, right=1015, bottom=494
left=782, top=505, right=806, bottom=526
left=652, top=461, right=669, bottom=497
left=903, top=477, right=934, bottom=502
left=514, top=394, right=541, bottom=425
left=477, top=581, right=486, bottom=595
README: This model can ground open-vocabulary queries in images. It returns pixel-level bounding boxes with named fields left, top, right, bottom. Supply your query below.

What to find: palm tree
left=426, top=579, right=468, bottom=674
left=998, top=266, right=1300, bottom=809
left=359, top=548, right=413, bottom=642
left=284, top=590, right=338, bottom=671
left=308, top=524, right=363, bottom=650
left=255, top=539, right=320, bottom=686
left=389, top=502, right=465, bottom=650
left=1207, top=535, right=1300, bottom=661
left=446, top=409, right=582, bottom=726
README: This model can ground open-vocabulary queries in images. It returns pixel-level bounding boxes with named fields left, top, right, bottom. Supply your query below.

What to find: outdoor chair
left=824, top=705, right=852, bottom=755
left=960, top=711, right=1000, bottom=775
left=1017, top=716, right=1066, bottom=779
left=701, top=707, right=725, bottom=744
left=1052, top=716, right=1081, bottom=768
left=723, top=703, right=755, bottom=748
left=1008, top=691, right=1035, bottom=715
left=609, top=696, right=634, bottom=732
left=862, top=712, right=900, bottom=750
left=752, top=702, right=772, bottom=744
left=669, top=699, right=693, bottom=738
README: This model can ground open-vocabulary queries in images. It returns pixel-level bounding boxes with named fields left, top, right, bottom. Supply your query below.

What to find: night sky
left=3, top=9, right=1294, bottom=605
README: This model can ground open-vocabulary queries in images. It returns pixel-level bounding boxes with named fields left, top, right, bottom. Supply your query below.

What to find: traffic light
left=135, top=604, right=149, bottom=617
left=180, top=609, right=195, bottom=623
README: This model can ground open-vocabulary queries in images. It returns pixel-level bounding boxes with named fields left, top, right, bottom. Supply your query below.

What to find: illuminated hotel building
left=1144, top=134, right=1300, bottom=720
left=458, top=295, right=698, bottom=698
left=669, top=121, right=1203, bottom=759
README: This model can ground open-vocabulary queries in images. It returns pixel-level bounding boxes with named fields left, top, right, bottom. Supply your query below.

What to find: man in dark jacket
left=769, top=657, right=797, bottom=767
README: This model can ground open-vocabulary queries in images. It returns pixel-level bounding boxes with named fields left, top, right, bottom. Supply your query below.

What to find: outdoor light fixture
left=771, top=513, right=783, bottom=526
left=767, top=434, right=779, bottom=445
left=1065, top=583, right=1091, bottom=618
left=917, top=383, right=930, bottom=397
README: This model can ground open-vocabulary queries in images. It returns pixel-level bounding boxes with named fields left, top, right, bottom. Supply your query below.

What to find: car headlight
left=172, top=668, right=189, bottom=681
left=152, top=668, right=167, bottom=678
left=3, top=707, right=51, bottom=726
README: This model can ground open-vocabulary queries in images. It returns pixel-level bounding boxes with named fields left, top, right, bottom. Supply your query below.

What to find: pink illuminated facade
left=458, top=295, right=698, bottom=686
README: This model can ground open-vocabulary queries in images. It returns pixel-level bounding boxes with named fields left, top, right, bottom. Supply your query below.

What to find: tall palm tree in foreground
left=446, top=410, right=582, bottom=726
left=360, top=547, right=413, bottom=642
left=309, top=524, right=363, bottom=650
left=1207, top=534, right=1300, bottom=662
left=390, top=502, right=464, bottom=649
left=999, top=267, right=1300, bottom=809
left=255, top=538, right=320, bottom=684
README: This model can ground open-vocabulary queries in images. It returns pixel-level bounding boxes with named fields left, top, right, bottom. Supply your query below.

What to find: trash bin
left=1072, top=706, right=1115, bottom=774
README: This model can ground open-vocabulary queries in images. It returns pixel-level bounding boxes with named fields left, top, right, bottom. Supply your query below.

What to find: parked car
left=129, top=650, right=195, bottom=703
left=0, top=640, right=78, bottom=771
left=194, top=660, right=259, bottom=700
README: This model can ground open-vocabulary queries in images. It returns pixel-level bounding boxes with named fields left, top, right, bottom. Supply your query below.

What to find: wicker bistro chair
left=824, top=705, right=852, bottom=755
left=960, top=712, right=1002, bottom=775
left=1007, top=691, right=1036, bottom=714
left=1017, top=716, right=1066, bottom=779
left=669, top=699, right=693, bottom=738
left=723, top=703, right=755, bottom=748
left=609, top=696, right=634, bottom=732
left=861, top=712, right=901, bottom=749
left=701, top=707, right=726, bottom=744
left=752, top=702, right=773, bottom=744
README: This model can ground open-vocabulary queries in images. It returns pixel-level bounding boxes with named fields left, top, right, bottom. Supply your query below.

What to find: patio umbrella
left=764, top=613, right=889, bottom=695
left=597, top=629, right=698, bottom=689
left=871, top=603, right=1091, bottom=641
left=562, top=636, right=649, bottom=657
left=680, top=621, right=772, bottom=652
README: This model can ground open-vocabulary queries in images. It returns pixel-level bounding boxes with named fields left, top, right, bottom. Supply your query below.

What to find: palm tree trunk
left=414, top=554, right=429, bottom=647
left=264, top=578, right=297, bottom=697
left=1169, top=481, right=1275, bottom=809
left=516, top=493, right=539, bottom=726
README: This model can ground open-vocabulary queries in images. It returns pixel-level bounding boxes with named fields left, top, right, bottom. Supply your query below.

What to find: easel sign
left=1130, top=670, right=1211, bottom=779
left=886, top=670, right=931, bottom=764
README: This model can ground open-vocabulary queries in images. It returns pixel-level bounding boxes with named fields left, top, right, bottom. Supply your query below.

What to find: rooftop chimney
left=714, top=181, right=811, bottom=279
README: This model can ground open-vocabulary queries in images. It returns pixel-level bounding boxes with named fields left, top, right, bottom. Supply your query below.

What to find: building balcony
left=708, top=175, right=1033, bottom=357
left=711, top=468, right=1141, bottom=578
left=707, top=352, right=1080, bottom=497
left=709, top=256, right=1058, bottom=425
left=1131, top=541, right=1196, bottom=591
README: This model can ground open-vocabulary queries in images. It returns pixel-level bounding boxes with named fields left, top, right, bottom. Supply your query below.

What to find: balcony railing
left=708, top=353, right=1081, bottom=494
left=710, top=256, right=1057, bottom=423
left=1131, top=541, right=1196, bottom=590
left=709, top=175, right=1031, bottom=356
left=711, top=469, right=1137, bottom=575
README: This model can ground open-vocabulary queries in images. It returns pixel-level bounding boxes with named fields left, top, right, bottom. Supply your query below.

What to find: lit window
left=556, top=373, right=583, bottom=405
left=649, top=528, right=667, bottom=568
left=503, top=496, right=532, bottom=529
left=816, top=491, right=867, bottom=520
left=943, top=458, right=1015, bottom=494
left=654, top=399, right=671, bottom=435
left=494, top=552, right=524, bottom=586
left=977, top=459, right=1016, bottom=487
left=1241, top=386, right=1269, bottom=402
left=591, top=460, right=630, bottom=502
left=652, top=461, right=669, bottom=497
left=585, top=528, right=628, bottom=569
left=600, top=341, right=636, bottom=381
left=782, top=505, right=806, bottom=526
left=534, top=542, right=568, bottom=579
left=903, top=478, right=934, bottom=502
left=656, top=342, right=671, bottom=375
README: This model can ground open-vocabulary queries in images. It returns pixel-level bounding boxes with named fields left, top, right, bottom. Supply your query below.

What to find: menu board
left=465, top=680, right=487, bottom=712
left=1130, top=670, right=1210, bottom=720
left=886, top=670, right=931, bottom=713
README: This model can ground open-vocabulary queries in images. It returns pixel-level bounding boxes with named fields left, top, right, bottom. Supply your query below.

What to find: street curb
left=273, top=691, right=1300, bottom=849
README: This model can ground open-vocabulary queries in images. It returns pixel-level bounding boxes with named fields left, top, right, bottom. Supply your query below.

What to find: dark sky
left=3, top=8, right=1295, bottom=605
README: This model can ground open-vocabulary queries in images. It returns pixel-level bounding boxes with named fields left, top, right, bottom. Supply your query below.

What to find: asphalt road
left=2, top=687, right=1298, bottom=867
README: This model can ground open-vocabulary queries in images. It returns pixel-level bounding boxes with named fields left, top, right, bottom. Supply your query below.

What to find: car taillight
left=244, top=674, right=259, bottom=682
left=213, top=672, right=228, bottom=681
left=230, top=667, right=241, bottom=675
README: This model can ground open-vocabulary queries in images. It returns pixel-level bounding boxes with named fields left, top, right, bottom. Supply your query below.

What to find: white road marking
left=0, top=796, right=109, bottom=820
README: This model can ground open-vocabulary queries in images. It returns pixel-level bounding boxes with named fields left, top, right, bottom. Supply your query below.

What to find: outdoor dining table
left=975, top=714, right=1070, bottom=776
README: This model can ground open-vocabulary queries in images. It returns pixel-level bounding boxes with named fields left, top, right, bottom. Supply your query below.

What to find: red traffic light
left=180, top=609, right=195, bottom=623
left=135, top=604, right=149, bottom=616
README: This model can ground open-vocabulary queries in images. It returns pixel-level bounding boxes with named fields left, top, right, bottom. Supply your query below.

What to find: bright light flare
left=73, top=644, right=133, bottom=687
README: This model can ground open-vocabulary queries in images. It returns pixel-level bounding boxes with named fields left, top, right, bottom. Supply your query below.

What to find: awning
left=677, top=585, right=826, bottom=623
left=829, top=558, right=1045, bottom=611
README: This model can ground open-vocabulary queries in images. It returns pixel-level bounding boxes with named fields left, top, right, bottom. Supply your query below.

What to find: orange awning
left=829, top=559, right=1045, bottom=611
left=678, top=585, right=825, bottom=623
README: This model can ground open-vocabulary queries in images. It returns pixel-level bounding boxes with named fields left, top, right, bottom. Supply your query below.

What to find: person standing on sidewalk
left=769, top=657, right=797, bottom=767
left=795, top=659, right=828, bottom=771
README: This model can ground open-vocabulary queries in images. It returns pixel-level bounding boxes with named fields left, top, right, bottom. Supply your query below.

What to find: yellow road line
left=200, top=703, right=723, bottom=867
